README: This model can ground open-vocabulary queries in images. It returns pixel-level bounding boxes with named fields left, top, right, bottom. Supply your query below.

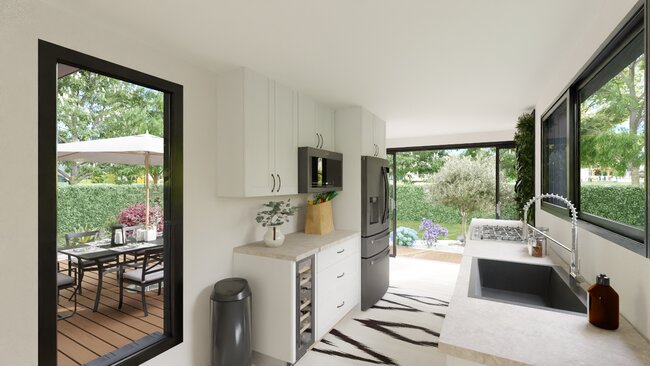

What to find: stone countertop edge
left=233, top=230, right=360, bottom=261
left=438, top=218, right=650, bottom=366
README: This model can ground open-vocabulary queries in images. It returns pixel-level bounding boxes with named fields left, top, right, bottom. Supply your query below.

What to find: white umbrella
left=57, top=133, right=163, bottom=227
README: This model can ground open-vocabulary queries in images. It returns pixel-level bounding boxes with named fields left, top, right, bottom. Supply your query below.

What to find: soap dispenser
left=588, top=274, right=619, bottom=330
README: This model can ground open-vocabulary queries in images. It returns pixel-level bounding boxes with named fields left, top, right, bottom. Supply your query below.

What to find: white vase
left=264, top=226, right=285, bottom=247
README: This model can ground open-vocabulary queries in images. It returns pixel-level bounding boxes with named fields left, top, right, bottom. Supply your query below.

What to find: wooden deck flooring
left=57, top=264, right=164, bottom=365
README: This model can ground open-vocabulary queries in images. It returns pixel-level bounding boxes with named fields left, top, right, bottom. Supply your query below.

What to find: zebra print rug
left=297, top=257, right=459, bottom=366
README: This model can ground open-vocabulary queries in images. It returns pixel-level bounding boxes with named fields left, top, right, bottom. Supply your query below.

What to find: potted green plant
left=256, top=200, right=298, bottom=247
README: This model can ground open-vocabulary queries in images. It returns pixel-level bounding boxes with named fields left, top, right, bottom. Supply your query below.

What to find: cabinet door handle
left=337, top=249, right=345, bottom=254
left=277, top=174, right=281, bottom=192
left=316, top=133, right=320, bottom=148
left=337, top=272, right=345, bottom=279
left=271, top=174, right=276, bottom=192
left=337, top=301, right=345, bottom=309
left=318, top=133, right=323, bottom=148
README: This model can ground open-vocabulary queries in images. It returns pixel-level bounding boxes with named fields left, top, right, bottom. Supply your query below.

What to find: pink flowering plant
left=117, top=202, right=164, bottom=232
left=419, top=218, right=448, bottom=247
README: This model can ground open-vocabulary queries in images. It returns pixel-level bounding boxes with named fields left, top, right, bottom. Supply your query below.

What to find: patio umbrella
left=57, top=133, right=163, bottom=227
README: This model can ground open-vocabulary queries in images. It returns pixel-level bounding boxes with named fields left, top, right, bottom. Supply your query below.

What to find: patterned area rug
left=297, top=257, right=459, bottom=366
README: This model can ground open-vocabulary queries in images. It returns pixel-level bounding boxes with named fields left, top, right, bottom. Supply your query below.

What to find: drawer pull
left=337, top=272, right=345, bottom=279
left=337, top=301, right=345, bottom=309
left=337, top=249, right=345, bottom=254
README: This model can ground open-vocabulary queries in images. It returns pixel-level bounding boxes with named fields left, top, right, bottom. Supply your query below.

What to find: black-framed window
left=541, top=93, right=573, bottom=213
left=577, top=24, right=645, bottom=244
left=39, top=40, right=184, bottom=365
left=540, top=5, right=647, bottom=256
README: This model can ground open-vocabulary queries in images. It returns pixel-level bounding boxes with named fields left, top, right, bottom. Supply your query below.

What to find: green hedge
left=396, top=184, right=468, bottom=224
left=396, top=184, right=500, bottom=224
left=581, top=185, right=645, bottom=228
left=57, top=183, right=163, bottom=236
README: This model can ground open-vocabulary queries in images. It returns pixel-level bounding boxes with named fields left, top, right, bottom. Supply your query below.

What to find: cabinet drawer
left=318, top=280, right=356, bottom=335
left=317, top=237, right=359, bottom=271
left=318, top=254, right=358, bottom=295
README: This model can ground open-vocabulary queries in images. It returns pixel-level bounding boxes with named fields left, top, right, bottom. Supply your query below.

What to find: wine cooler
left=296, top=255, right=315, bottom=360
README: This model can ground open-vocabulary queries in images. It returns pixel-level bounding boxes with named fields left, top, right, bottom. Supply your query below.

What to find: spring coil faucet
left=522, top=193, right=580, bottom=281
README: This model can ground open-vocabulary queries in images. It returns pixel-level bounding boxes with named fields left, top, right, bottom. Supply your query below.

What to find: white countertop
left=233, top=230, right=360, bottom=261
left=439, top=218, right=650, bottom=366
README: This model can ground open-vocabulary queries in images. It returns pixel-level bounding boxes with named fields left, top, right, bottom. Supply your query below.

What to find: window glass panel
left=56, top=66, right=168, bottom=364
left=498, top=148, right=519, bottom=220
left=579, top=32, right=645, bottom=232
left=542, top=100, right=569, bottom=207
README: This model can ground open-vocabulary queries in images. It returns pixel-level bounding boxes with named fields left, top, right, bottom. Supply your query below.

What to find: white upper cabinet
left=316, top=104, right=336, bottom=151
left=298, top=93, right=336, bottom=151
left=273, top=82, right=298, bottom=195
left=360, top=109, right=386, bottom=158
left=373, top=115, right=386, bottom=159
left=298, top=94, right=318, bottom=147
left=217, top=68, right=298, bottom=197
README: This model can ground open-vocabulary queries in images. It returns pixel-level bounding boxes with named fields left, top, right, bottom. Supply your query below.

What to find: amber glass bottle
left=588, top=274, right=619, bottom=330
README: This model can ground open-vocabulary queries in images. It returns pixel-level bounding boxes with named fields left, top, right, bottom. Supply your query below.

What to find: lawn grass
left=395, top=220, right=465, bottom=241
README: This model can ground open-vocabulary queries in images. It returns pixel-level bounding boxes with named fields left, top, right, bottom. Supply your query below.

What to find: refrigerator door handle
left=381, top=167, right=389, bottom=224
left=371, top=230, right=391, bottom=245
left=370, top=248, right=390, bottom=265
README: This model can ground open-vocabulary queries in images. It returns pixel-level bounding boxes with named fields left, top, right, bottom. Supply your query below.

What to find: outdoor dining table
left=58, top=237, right=164, bottom=312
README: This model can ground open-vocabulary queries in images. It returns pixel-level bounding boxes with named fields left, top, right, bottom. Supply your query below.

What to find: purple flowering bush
left=419, top=218, right=448, bottom=247
left=117, top=202, right=164, bottom=232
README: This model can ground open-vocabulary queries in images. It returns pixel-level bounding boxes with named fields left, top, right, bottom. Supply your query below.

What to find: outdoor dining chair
left=65, top=230, right=119, bottom=295
left=118, top=247, right=164, bottom=316
left=57, top=268, right=78, bottom=320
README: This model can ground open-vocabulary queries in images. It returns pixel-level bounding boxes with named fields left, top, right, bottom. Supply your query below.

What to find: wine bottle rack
left=296, top=255, right=315, bottom=360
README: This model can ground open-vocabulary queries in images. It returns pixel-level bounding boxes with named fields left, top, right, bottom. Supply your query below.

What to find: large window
left=578, top=29, right=645, bottom=243
left=541, top=7, right=647, bottom=255
left=39, top=41, right=183, bottom=365
left=387, top=142, right=515, bottom=255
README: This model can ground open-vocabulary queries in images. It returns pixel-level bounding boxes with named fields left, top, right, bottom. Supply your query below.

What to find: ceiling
left=54, top=0, right=634, bottom=139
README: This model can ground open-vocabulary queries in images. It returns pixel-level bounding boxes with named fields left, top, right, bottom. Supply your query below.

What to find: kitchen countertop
left=233, top=230, right=360, bottom=261
left=439, top=218, right=650, bottom=365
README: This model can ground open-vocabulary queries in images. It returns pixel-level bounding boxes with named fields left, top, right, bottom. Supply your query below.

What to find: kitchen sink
left=468, top=258, right=587, bottom=315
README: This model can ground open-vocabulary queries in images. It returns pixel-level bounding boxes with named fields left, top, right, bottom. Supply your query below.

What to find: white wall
left=0, top=2, right=306, bottom=365
left=386, top=129, right=515, bottom=149
left=533, top=0, right=650, bottom=340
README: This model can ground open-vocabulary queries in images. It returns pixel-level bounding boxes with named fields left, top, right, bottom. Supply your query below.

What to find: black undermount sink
left=468, top=258, right=587, bottom=315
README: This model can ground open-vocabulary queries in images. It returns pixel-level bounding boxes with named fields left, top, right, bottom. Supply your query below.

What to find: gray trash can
left=210, top=277, right=252, bottom=366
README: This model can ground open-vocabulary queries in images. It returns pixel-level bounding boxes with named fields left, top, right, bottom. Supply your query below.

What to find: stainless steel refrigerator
left=361, top=156, right=390, bottom=310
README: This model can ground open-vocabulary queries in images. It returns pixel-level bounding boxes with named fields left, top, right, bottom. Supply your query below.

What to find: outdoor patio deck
left=57, top=264, right=164, bottom=365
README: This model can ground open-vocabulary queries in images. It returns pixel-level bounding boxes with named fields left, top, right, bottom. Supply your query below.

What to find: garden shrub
left=396, top=184, right=494, bottom=224
left=395, top=226, right=418, bottom=246
left=419, top=219, right=448, bottom=247
left=580, top=185, right=644, bottom=228
left=57, top=183, right=163, bottom=237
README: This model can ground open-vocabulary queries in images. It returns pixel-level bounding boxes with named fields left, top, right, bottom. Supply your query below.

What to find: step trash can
left=210, top=277, right=252, bottom=366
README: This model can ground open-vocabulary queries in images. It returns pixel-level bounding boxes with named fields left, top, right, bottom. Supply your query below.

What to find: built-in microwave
left=298, top=147, right=343, bottom=193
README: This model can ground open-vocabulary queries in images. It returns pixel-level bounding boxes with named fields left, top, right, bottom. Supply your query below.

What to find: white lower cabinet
left=315, top=237, right=360, bottom=340
left=233, top=234, right=360, bottom=364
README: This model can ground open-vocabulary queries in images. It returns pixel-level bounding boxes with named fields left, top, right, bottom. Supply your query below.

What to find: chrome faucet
left=522, top=193, right=580, bottom=281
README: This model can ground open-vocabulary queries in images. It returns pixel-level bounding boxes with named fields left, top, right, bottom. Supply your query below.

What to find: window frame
left=540, top=3, right=648, bottom=257
left=540, top=90, right=575, bottom=217
left=38, top=40, right=184, bottom=365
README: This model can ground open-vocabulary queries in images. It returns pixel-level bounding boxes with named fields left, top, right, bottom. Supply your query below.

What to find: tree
left=430, top=156, right=495, bottom=237
left=396, top=150, right=447, bottom=182
left=57, top=69, right=164, bottom=184
left=580, top=55, right=645, bottom=185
